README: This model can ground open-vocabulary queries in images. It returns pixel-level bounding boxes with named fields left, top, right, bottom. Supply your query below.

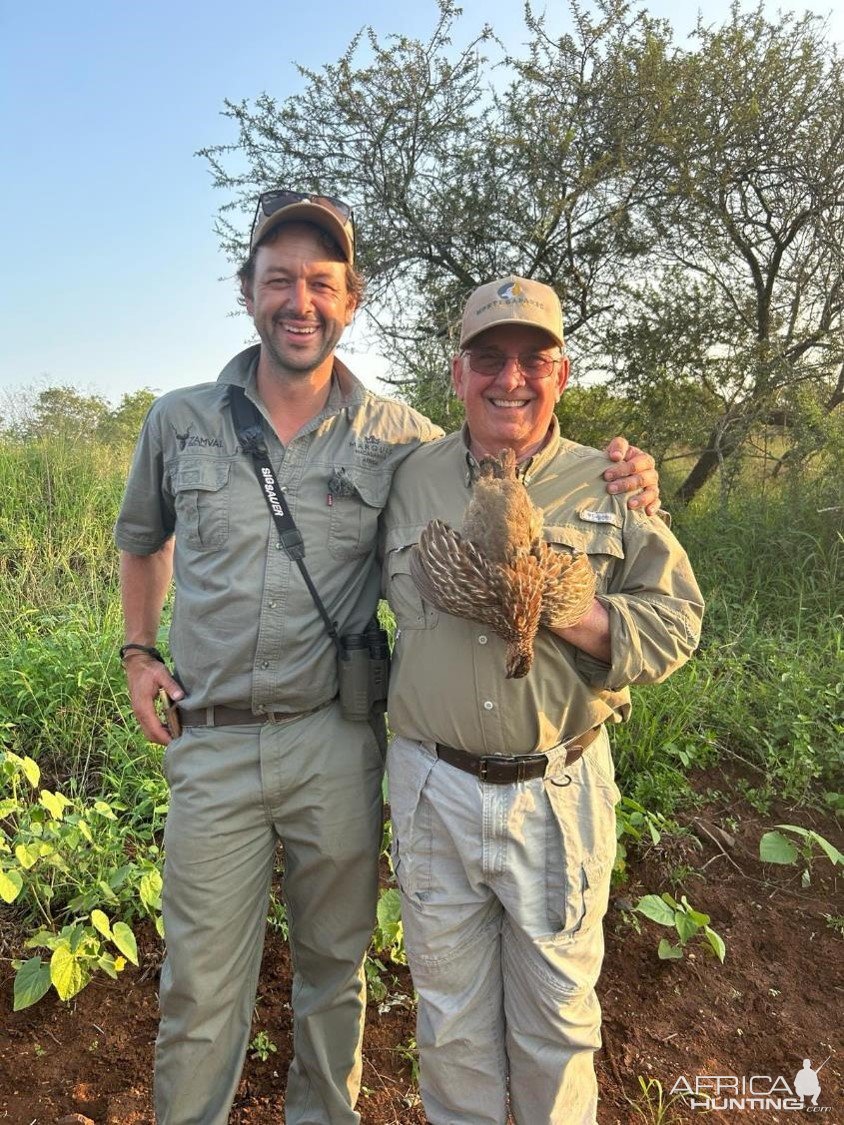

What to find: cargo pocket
left=543, top=737, right=618, bottom=940
left=327, top=468, right=389, bottom=560
left=386, top=740, right=437, bottom=901
left=169, top=458, right=232, bottom=550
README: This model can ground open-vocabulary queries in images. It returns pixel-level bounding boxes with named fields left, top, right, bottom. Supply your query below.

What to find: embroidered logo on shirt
left=349, top=435, right=392, bottom=468
left=171, top=424, right=224, bottom=451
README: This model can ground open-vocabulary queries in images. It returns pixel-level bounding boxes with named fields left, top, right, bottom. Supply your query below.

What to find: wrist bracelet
left=120, top=643, right=166, bottom=664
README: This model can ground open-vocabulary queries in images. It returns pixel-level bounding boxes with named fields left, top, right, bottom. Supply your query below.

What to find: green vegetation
left=635, top=892, right=726, bottom=964
left=0, top=418, right=841, bottom=1008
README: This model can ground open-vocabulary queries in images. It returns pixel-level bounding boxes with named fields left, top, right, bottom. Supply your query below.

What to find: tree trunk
left=672, top=423, right=742, bottom=504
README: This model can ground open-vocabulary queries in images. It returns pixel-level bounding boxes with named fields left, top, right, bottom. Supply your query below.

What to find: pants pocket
left=386, top=739, right=437, bottom=901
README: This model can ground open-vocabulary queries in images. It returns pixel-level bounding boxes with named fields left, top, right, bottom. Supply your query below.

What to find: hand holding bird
left=409, top=448, right=596, bottom=678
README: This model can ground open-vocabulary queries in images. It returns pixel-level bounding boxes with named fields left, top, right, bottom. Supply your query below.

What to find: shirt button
left=260, top=661, right=269, bottom=670
left=268, top=600, right=277, bottom=609
left=478, top=634, right=488, bottom=645
left=483, top=700, right=494, bottom=711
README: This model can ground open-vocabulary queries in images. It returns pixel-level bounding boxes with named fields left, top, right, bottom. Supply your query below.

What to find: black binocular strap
left=228, top=384, right=341, bottom=655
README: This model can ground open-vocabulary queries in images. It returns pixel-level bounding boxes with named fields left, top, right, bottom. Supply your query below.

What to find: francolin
left=409, top=448, right=596, bottom=678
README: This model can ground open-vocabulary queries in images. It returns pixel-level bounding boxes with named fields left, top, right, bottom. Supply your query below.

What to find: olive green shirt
left=382, top=423, right=704, bottom=754
left=115, top=345, right=441, bottom=713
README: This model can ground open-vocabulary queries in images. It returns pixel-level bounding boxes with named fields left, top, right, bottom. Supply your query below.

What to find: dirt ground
left=1, top=767, right=841, bottom=1124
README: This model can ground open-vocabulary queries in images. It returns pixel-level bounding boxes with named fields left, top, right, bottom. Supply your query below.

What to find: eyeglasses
left=462, top=349, right=563, bottom=380
left=250, top=190, right=355, bottom=249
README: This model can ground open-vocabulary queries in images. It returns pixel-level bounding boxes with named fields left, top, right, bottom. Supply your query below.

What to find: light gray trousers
left=155, top=703, right=384, bottom=1125
left=387, top=730, right=618, bottom=1125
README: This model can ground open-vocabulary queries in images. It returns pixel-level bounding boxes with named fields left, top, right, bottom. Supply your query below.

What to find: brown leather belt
left=435, top=725, right=602, bottom=784
left=178, top=699, right=334, bottom=728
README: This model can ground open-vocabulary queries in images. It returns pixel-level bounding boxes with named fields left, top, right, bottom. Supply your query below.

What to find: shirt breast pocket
left=169, top=457, right=232, bottom=550
left=544, top=516, right=625, bottom=594
left=384, top=530, right=437, bottom=631
left=327, top=469, right=389, bottom=560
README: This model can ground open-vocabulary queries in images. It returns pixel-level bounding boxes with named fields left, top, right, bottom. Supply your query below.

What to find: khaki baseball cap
left=459, top=276, right=564, bottom=348
left=250, top=190, right=355, bottom=262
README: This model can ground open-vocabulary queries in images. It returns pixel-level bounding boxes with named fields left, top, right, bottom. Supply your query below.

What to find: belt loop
left=205, top=705, right=215, bottom=726
left=516, top=759, right=525, bottom=784
left=479, top=759, right=488, bottom=782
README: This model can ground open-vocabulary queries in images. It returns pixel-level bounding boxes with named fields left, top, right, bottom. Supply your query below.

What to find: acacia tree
left=608, top=3, right=844, bottom=500
left=199, top=0, right=673, bottom=423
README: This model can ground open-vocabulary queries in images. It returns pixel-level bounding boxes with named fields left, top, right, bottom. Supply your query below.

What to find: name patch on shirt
left=579, top=508, right=621, bottom=526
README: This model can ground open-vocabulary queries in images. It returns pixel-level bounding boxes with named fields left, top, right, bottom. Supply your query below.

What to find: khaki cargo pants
left=155, top=702, right=383, bottom=1124
left=387, top=729, right=618, bottom=1125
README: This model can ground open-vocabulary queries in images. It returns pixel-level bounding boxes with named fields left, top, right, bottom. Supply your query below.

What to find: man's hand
left=124, top=653, right=184, bottom=746
left=602, top=436, right=661, bottom=515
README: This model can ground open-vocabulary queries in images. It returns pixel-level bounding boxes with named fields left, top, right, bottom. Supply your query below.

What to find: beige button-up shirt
left=115, top=346, right=441, bottom=713
left=382, top=423, right=704, bottom=754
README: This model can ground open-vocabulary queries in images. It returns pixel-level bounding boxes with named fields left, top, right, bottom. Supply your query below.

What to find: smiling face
left=452, top=323, right=570, bottom=461
left=242, top=222, right=357, bottom=383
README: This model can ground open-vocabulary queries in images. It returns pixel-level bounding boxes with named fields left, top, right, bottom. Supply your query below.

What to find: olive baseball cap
left=459, top=276, right=564, bottom=348
left=250, top=190, right=355, bottom=262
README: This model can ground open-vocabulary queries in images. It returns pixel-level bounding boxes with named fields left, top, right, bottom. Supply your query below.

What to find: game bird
left=409, top=448, right=596, bottom=678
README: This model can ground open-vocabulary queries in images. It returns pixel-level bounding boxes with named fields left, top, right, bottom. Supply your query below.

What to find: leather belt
left=435, top=725, right=602, bottom=784
left=178, top=698, right=334, bottom=728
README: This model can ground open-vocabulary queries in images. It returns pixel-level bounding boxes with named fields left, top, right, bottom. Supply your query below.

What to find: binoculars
left=338, top=620, right=390, bottom=722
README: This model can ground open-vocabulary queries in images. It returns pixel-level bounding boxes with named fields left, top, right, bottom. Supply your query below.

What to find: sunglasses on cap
left=250, top=190, right=355, bottom=254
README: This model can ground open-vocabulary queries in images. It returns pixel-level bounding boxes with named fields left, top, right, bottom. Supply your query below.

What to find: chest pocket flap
left=168, top=457, right=232, bottom=549
left=328, top=467, right=391, bottom=560
left=544, top=514, right=624, bottom=592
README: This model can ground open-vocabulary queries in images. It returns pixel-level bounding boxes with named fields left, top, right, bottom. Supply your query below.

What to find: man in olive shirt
left=117, top=190, right=661, bottom=1125
left=383, top=277, right=704, bottom=1125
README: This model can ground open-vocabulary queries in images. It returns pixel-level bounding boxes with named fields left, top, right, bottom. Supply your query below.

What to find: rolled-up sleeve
left=573, top=515, right=704, bottom=692
left=114, top=404, right=175, bottom=555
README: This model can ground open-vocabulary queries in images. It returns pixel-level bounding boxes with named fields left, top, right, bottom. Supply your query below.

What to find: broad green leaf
left=0, top=798, right=20, bottom=817
left=759, top=831, right=798, bottom=865
left=155, top=915, right=165, bottom=938
left=775, top=823, right=812, bottom=840
left=376, top=888, right=402, bottom=930
left=635, top=895, right=676, bottom=927
left=77, top=820, right=94, bottom=844
left=685, top=905, right=711, bottom=927
left=97, top=953, right=121, bottom=980
left=661, top=892, right=679, bottom=910
left=39, top=790, right=70, bottom=820
left=808, top=833, right=843, bottom=867
left=0, top=868, right=23, bottom=903
left=13, top=957, right=52, bottom=1011
left=50, top=945, right=87, bottom=1001
left=111, top=921, right=138, bottom=965
left=91, top=909, right=113, bottom=940
left=705, top=926, right=726, bottom=963
left=657, top=938, right=684, bottom=960
left=14, top=842, right=41, bottom=870
left=139, top=869, right=163, bottom=911
left=93, top=800, right=117, bottom=820
left=21, top=756, right=40, bottom=787
left=674, top=910, right=700, bottom=944
left=25, top=929, right=62, bottom=951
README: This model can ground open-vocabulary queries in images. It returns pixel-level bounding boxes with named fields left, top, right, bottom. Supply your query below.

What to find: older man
left=383, top=277, right=704, bottom=1124
left=116, top=189, right=660, bottom=1125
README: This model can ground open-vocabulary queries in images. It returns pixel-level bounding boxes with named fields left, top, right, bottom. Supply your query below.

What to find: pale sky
left=1, top=0, right=840, bottom=405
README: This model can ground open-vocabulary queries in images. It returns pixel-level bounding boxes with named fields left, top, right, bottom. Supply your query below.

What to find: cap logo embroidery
left=498, top=280, right=524, bottom=301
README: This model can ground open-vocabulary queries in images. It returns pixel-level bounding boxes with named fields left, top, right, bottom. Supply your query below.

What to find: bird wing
left=537, top=545, right=597, bottom=629
left=409, top=520, right=511, bottom=630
